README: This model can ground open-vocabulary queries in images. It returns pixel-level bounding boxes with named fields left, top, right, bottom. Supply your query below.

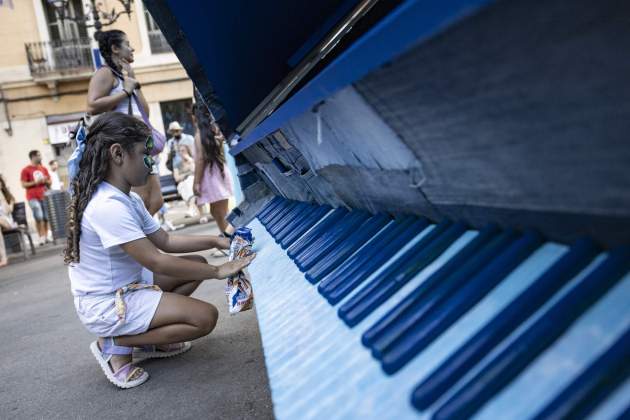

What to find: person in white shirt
left=165, top=121, right=195, bottom=172
left=48, top=160, right=63, bottom=191
left=65, top=112, right=255, bottom=389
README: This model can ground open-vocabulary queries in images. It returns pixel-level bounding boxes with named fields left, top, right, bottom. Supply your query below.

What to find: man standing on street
left=20, top=150, right=51, bottom=246
left=166, top=121, right=195, bottom=172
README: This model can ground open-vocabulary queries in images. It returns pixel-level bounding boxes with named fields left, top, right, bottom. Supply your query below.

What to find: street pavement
left=0, top=220, right=274, bottom=420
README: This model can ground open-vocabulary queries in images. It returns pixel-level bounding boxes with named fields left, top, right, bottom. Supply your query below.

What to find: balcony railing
left=25, top=38, right=94, bottom=78
left=148, top=31, right=172, bottom=54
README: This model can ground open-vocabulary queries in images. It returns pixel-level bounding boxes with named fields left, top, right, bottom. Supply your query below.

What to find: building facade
left=0, top=0, right=194, bottom=210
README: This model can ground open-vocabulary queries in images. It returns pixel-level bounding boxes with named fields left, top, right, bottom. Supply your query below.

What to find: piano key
left=260, top=198, right=292, bottom=226
left=410, top=237, right=599, bottom=410
left=380, top=231, right=541, bottom=374
left=362, top=224, right=502, bottom=351
left=269, top=202, right=314, bottom=238
left=531, top=327, right=630, bottom=420
left=339, top=220, right=466, bottom=327
left=305, top=214, right=392, bottom=284
left=256, top=195, right=284, bottom=221
left=266, top=201, right=305, bottom=235
left=263, top=200, right=298, bottom=230
left=432, top=245, right=630, bottom=420
left=318, top=216, right=422, bottom=303
left=278, top=205, right=332, bottom=249
left=286, top=207, right=348, bottom=258
left=294, top=211, right=371, bottom=270
left=327, top=219, right=435, bottom=305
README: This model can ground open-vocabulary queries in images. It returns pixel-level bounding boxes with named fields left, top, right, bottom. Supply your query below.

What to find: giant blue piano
left=144, top=1, right=630, bottom=418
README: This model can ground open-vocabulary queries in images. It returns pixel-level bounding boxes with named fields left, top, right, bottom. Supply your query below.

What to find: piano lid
left=143, top=0, right=363, bottom=133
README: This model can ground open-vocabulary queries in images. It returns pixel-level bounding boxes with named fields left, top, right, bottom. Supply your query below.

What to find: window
left=160, top=99, right=194, bottom=136
left=144, top=8, right=172, bottom=54
left=42, top=0, right=87, bottom=41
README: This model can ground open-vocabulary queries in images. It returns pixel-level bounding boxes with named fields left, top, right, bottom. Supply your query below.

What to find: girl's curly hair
left=64, top=112, right=150, bottom=264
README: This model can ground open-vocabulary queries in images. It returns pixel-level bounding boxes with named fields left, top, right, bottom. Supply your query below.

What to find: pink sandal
left=133, top=341, right=192, bottom=360
left=90, top=337, right=149, bottom=389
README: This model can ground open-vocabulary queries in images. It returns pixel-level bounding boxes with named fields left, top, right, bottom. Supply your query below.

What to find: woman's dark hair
left=94, top=29, right=127, bottom=74
left=64, top=112, right=150, bottom=264
left=193, top=99, right=226, bottom=178
left=0, top=174, right=15, bottom=205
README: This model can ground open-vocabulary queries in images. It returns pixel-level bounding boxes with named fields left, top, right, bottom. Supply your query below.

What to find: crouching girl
left=65, top=112, right=255, bottom=389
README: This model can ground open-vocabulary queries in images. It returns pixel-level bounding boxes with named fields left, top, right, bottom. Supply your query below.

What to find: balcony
left=25, top=38, right=94, bottom=80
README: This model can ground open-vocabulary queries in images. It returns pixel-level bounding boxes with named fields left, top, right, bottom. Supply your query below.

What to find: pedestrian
left=20, top=150, right=51, bottom=246
left=165, top=121, right=195, bottom=173
left=0, top=174, right=17, bottom=268
left=65, top=112, right=254, bottom=388
left=49, top=159, right=63, bottom=191
left=85, top=29, right=164, bottom=215
left=173, top=144, right=200, bottom=218
left=193, top=103, right=234, bottom=237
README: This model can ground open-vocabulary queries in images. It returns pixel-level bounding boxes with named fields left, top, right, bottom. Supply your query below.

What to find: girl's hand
left=121, top=60, right=135, bottom=78
left=193, top=183, right=201, bottom=196
left=217, top=253, right=256, bottom=278
left=215, top=236, right=231, bottom=250
left=123, top=76, right=139, bottom=93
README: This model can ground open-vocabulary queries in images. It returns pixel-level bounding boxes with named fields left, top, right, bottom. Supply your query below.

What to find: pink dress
left=197, top=162, right=233, bottom=205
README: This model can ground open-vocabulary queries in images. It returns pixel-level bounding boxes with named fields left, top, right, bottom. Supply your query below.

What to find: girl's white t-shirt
left=68, top=181, right=160, bottom=296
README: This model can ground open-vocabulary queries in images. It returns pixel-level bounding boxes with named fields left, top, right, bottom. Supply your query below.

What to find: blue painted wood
left=279, top=206, right=332, bottom=249
left=318, top=216, right=421, bottom=302
left=270, top=202, right=314, bottom=237
left=296, top=211, right=371, bottom=271
left=305, top=214, right=391, bottom=284
left=532, top=327, right=630, bottom=420
left=369, top=229, right=516, bottom=359
left=411, top=237, right=599, bottom=410
left=264, top=200, right=297, bottom=230
left=432, top=246, right=630, bottom=420
left=286, top=207, right=347, bottom=258
left=361, top=224, right=500, bottom=349
left=339, top=221, right=466, bottom=327
left=256, top=196, right=285, bottom=220
left=260, top=199, right=292, bottom=226
left=274, top=204, right=317, bottom=243
left=267, top=202, right=309, bottom=236
left=381, top=231, right=542, bottom=374
left=291, top=210, right=364, bottom=263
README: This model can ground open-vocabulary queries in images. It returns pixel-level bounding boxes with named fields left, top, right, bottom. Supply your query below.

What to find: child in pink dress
left=193, top=109, right=233, bottom=236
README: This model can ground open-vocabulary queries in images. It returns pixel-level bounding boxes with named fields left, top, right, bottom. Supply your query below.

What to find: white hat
left=168, top=121, right=183, bottom=132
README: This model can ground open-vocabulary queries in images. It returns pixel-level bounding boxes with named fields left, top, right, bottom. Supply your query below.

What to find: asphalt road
left=0, top=223, right=274, bottom=420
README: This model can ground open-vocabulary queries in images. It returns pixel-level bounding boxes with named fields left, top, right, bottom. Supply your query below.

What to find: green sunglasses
left=143, top=136, right=155, bottom=170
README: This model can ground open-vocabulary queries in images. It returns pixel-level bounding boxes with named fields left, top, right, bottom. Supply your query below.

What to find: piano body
left=144, top=1, right=630, bottom=418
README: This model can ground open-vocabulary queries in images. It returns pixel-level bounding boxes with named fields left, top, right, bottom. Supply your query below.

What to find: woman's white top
left=110, top=77, right=142, bottom=117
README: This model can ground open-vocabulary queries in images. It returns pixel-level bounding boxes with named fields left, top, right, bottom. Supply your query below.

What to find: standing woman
left=192, top=103, right=233, bottom=237
left=85, top=30, right=163, bottom=214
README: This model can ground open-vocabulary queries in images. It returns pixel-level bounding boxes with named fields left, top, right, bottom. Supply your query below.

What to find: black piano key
left=286, top=207, right=347, bottom=258
left=339, top=221, right=466, bottom=328
left=270, top=202, right=314, bottom=238
left=318, top=216, right=419, bottom=301
left=260, top=198, right=292, bottom=226
left=267, top=201, right=305, bottom=235
left=324, top=217, right=428, bottom=306
left=274, top=204, right=318, bottom=243
left=295, top=211, right=371, bottom=270
left=411, top=237, right=599, bottom=410
left=531, top=327, right=630, bottom=420
left=279, top=206, right=331, bottom=249
left=264, top=200, right=297, bottom=231
left=431, top=246, right=630, bottom=420
left=362, top=224, right=500, bottom=350
left=256, top=196, right=284, bottom=220
left=381, top=231, right=542, bottom=375
left=305, top=214, right=392, bottom=284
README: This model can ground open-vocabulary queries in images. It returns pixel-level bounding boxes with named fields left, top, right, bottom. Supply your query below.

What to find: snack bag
left=225, top=227, right=254, bottom=314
